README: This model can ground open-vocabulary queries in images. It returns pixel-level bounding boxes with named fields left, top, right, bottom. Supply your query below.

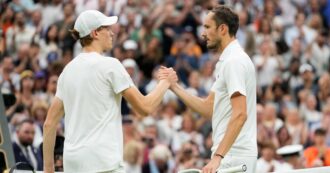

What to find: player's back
left=56, top=52, right=127, bottom=172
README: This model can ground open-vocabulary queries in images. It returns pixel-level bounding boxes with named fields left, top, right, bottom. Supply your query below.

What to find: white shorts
left=218, top=155, right=257, bottom=173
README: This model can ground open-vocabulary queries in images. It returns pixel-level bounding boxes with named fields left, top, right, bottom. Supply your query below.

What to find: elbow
left=142, top=107, right=153, bottom=116
left=43, top=120, right=55, bottom=132
left=137, top=106, right=152, bottom=117
left=43, top=122, right=51, bottom=132
left=236, top=112, right=247, bottom=124
left=203, top=111, right=213, bottom=119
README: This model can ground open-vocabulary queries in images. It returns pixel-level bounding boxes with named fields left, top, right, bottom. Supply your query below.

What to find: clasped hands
left=157, top=66, right=178, bottom=87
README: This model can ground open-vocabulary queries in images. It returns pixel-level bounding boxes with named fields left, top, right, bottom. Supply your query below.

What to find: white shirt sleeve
left=55, top=73, right=64, bottom=100
left=109, top=59, right=135, bottom=94
left=224, top=60, right=247, bottom=97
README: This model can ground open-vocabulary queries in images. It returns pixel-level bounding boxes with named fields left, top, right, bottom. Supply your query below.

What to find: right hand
left=157, top=66, right=178, bottom=85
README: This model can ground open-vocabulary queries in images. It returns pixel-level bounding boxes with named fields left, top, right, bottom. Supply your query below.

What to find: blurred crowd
left=1, top=0, right=330, bottom=172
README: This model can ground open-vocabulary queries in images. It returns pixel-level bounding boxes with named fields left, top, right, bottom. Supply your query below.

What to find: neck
left=83, top=43, right=103, bottom=54
left=217, top=36, right=236, bottom=54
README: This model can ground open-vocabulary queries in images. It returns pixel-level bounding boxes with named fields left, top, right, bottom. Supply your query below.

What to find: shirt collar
left=219, top=39, right=241, bottom=61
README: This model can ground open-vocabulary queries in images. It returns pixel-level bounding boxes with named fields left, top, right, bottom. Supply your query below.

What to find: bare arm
left=214, top=92, right=247, bottom=156
left=170, top=82, right=214, bottom=118
left=43, top=97, right=64, bottom=173
left=122, top=80, right=170, bottom=116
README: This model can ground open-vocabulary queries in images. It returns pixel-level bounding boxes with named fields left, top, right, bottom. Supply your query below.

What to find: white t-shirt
left=56, top=52, right=134, bottom=173
left=211, top=40, right=257, bottom=157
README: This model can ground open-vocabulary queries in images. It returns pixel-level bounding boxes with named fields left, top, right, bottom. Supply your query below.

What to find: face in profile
left=201, top=12, right=222, bottom=51
left=96, top=25, right=114, bottom=51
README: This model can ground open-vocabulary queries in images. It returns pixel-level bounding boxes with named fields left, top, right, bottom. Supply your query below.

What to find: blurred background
left=0, top=0, right=330, bottom=172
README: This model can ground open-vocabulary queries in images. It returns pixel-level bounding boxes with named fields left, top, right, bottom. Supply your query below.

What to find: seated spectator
left=171, top=113, right=204, bottom=154
left=276, top=144, right=304, bottom=170
left=124, top=140, right=143, bottom=173
left=262, top=102, right=283, bottom=133
left=300, top=94, right=322, bottom=130
left=285, top=107, right=308, bottom=145
left=30, top=100, right=49, bottom=147
left=277, top=126, right=293, bottom=147
left=256, top=142, right=282, bottom=173
left=157, top=101, right=182, bottom=146
left=5, top=11, right=35, bottom=55
left=176, top=141, right=202, bottom=171
left=142, top=145, right=174, bottom=173
left=12, top=119, right=43, bottom=170
left=0, top=56, right=20, bottom=94
left=304, top=128, right=330, bottom=167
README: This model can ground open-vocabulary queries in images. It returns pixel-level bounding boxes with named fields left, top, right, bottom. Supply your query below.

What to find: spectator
left=16, top=70, right=35, bottom=108
left=123, top=140, right=143, bottom=173
left=13, top=43, right=33, bottom=73
left=12, top=119, right=43, bottom=170
left=276, top=144, right=304, bottom=170
left=304, top=128, right=330, bottom=167
left=30, top=100, right=49, bottom=147
left=300, top=94, right=322, bottom=130
left=285, top=12, right=317, bottom=48
left=0, top=56, right=20, bottom=94
left=317, top=73, right=330, bottom=109
left=142, top=145, right=174, bottom=173
left=157, top=101, right=182, bottom=146
left=176, top=141, right=202, bottom=171
left=285, top=107, right=308, bottom=145
left=55, top=2, right=76, bottom=51
left=253, top=37, right=282, bottom=88
left=236, top=9, right=255, bottom=56
left=198, top=60, right=214, bottom=93
left=256, top=142, right=282, bottom=173
left=5, top=11, right=35, bottom=54
left=277, top=126, right=293, bottom=147
left=309, top=30, right=330, bottom=76
left=39, top=24, right=61, bottom=66
left=171, top=113, right=204, bottom=154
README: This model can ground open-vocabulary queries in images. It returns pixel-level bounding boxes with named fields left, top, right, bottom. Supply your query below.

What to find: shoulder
left=12, top=142, right=21, bottom=151
left=224, top=55, right=249, bottom=68
left=99, top=56, right=121, bottom=64
left=92, top=56, right=123, bottom=70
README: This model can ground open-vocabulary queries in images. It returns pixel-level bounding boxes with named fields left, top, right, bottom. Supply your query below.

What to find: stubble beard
left=207, top=37, right=222, bottom=52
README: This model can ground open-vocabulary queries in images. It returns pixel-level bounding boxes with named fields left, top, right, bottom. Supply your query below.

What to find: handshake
left=156, top=66, right=179, bottom=89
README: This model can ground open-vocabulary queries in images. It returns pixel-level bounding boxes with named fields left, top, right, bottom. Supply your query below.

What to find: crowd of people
left=1, top=0, right=330, bottom=172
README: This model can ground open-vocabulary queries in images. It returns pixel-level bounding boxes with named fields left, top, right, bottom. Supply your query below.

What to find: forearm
left=43, top=123, right=57, bottom=172
left=43, top=97, right=64, bottom=172
left=171, top=83, right=212, bottom=118
left=214, top=112, right=247, bottom=156
left=143, top=80, right=170, bottom=114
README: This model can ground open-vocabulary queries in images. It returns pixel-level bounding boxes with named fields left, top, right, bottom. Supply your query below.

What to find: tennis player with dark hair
left=43, top=10, right=177, bottom=173
left=160, top=5, right=257, bottom=173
